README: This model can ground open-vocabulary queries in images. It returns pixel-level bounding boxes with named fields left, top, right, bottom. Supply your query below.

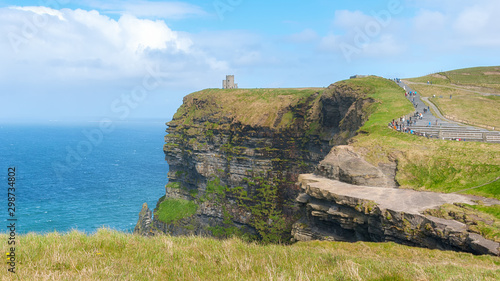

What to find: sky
left=1, top=0, right=500, bottom=122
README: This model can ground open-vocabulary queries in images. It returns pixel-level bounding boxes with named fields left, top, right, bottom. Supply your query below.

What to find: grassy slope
left=2, top=229, right=499, bottom=280
left=405, top=66, right=500, bottom=128
left=406, top=66, right=500, bottom=90
left=345, top=77, right=500, bottom=200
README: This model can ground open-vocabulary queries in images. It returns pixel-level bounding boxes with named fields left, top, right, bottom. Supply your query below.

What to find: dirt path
left=453, top=176, right=500, bottom=195
left=403, top=81, right=500, bottom=97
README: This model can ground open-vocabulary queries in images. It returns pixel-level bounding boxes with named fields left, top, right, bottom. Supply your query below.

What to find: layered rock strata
left=292, top=174, right=500, bottom=256
left=137, top=83, right=377, bottom=239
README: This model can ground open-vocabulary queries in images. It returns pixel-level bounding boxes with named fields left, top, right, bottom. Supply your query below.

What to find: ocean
left=0, top=121, right=168, bottom=234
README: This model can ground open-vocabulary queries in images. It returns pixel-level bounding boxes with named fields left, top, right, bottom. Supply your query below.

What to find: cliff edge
left=136, top=82, right=379, bottom=242
left=136, top=76, right=500, bottom=256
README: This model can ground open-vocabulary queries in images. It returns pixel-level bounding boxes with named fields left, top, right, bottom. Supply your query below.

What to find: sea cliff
left=136, top=82, right=376, bottom=242
left=135, top=77, right=499, bottom=256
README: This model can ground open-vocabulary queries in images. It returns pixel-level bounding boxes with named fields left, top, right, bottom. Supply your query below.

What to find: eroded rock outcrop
left=316, top=145, right=397, bottom=187
left=291, top=174, right=500, bottom=256
left=133, top=203, right=153, bottom=236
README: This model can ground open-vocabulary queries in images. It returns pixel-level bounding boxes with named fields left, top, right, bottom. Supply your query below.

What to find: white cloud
left=317, top=9, right=405, bottom=61
left=121, top=1, right=206, bottom=18
left=318, top=1, right=500, bottom=63
left=318, top=34, right=338, bottom=52
left=333, top=10, right=372, bottom=30
left=118, top=14, right=191, bottom=53
left=413, top=10, right=445, bottom=32
left=233, top=51, right=262, bottom=66
left=287, top=29, right=319, bottom=43
left=0, top=6, right=224, bottom=82
left=454, top=7, right=489, bottom=34
left=189, top=30, right=268, bottom=68
left=12, top=6, right=66, bottom=21
left=82, top=0, right=206, bottom=19
left=410, top=1, right=500, bottom=50
left=0, top=5, right=234, bottom=121
left=361, top=35, right=404, bottom=57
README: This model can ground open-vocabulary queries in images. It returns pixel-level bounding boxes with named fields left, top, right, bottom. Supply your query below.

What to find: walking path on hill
left=420, top=96, right=453, bottom=123
left=404, top=81, right=500, bottom=97
left=393, top=81, right=500, bottom=142
left=453, top=176, right=500, bottom=195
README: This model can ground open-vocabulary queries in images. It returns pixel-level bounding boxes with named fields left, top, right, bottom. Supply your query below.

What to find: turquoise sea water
left=0, top=121, right=168, bottom=234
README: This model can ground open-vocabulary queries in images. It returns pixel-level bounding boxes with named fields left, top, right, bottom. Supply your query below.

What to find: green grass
left=156, top=198, right=198, bottom=224
left=444, top=66, right=500, bottom=90
left=342, top=77, right=500, bottom=199
left=1, top=228, right=499, bottom=280
left=406, top=66, right=500, bottom=91
left=165, top=182, right=182, bottom=189
left=469, top=204, right=500, bottom=220
left=424, top=203, right=500, bottom=243
left=463, top=180, right=500, bottom=200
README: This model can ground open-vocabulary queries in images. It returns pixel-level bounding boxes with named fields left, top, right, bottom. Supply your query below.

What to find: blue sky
left=1, top=0, right=500, bottom=122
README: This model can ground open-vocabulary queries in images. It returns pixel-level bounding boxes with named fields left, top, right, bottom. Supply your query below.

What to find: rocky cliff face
left=291, top=174, right=499, bottom=256
left=136, top=83, right=377, bottom=241
left=135, top=78, right=499, bottom=256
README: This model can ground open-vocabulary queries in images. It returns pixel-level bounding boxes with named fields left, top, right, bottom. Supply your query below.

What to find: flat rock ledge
left=292, top=174, right=500, bottom=256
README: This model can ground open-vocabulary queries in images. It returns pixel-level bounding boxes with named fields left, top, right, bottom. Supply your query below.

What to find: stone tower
left=222, top=75, right=238, bottom=89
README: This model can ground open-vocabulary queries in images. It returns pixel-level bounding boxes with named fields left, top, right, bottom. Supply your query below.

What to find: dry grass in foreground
left=1, top=228, right=499, bottom=280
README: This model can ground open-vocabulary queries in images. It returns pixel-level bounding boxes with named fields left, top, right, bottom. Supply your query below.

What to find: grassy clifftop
left=171, top=87, right=324, bottom=129
left=2, top=228, right=498, bottom=280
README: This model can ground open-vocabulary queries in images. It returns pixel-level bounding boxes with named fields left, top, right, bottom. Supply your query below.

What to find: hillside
left=333, top=77, right=499, bottom=199
left=404, top=66, right=500, bottom=129
left=405, top=66, right=500, bottom=92
left=133, top=75, right=500, bottom=256
left=1, top=229, right=499, bottom=280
